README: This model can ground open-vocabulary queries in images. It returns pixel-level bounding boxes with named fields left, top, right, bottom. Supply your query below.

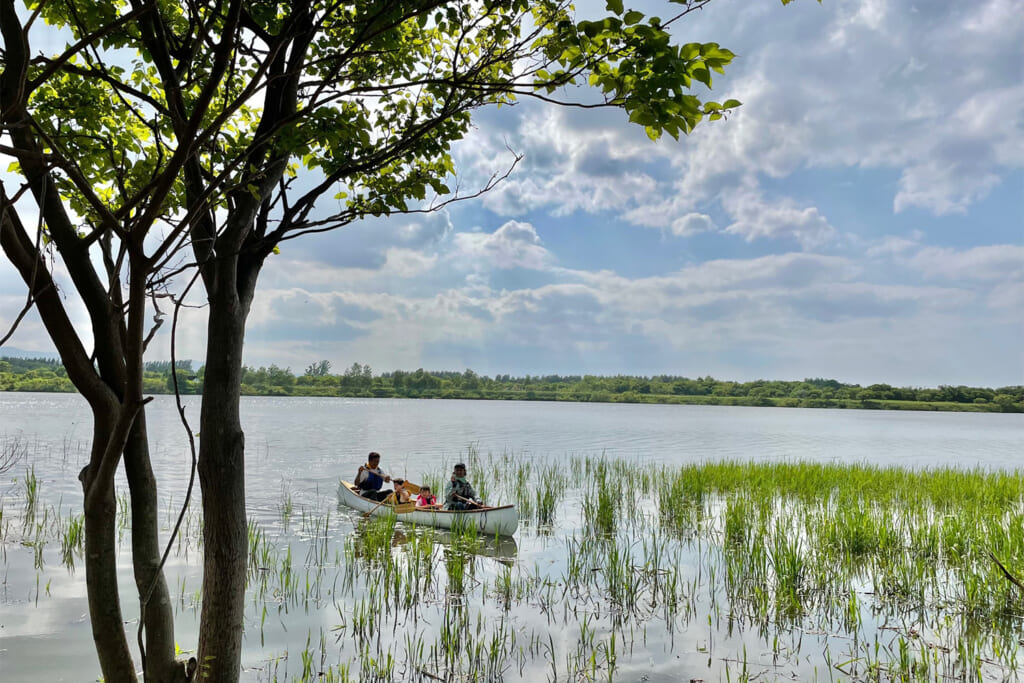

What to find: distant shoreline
left=2, top=356, right=1021, bottom=413
left=1, top=386, right=1020, bottom=413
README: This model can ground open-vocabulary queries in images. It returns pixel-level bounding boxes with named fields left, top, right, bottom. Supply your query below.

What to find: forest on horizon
left=2, top=356, right=1021, bottom=413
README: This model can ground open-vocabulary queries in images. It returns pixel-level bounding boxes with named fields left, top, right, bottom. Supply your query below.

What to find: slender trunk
left=194, top=287, right=249, bottom=682
left=83, top=415, right=138, bottom=683
left=124, top=412, right=183, bottom=682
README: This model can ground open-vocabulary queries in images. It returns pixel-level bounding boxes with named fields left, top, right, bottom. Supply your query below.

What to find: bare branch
left=274, top=151, right=523, bottom=245
left=0, top=197, right=49, bottom=346
left=137, top=268, right=202, bottom=674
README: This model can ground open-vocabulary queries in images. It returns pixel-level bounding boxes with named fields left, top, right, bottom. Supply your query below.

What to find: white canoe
left=338, top=480, right=518, bottom=537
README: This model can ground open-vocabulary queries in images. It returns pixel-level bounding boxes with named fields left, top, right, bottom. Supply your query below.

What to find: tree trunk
left=194, top=285, right=249, bottom=682
left=124, top=413, right=184, bottom=682
left=83, top=416, right=138, bottom=683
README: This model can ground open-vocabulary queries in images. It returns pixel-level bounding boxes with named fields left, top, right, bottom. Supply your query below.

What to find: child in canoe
left=386, top=478, right=412, bottom=505
left=415, top=485, right=438, bottom=507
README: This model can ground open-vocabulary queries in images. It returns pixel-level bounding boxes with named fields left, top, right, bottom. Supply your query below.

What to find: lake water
left=1, top=393, right=1022, bottom=681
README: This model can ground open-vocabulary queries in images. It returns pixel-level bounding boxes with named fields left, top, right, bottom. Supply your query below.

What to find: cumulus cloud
left=209, top=237, right=1016, bottom=386
left=720, top=185, right=837, bottom=248
left=381, top=248, right=438, bottom=278
left=456, top=106, right=661, bottom=218
left=618, top=0, right=1024, bottom=223
left=451, top=220, right=553, bottom=270
left=449, top=0, right=1023, bottom=241
left=670, top=213, right=717, bottom=237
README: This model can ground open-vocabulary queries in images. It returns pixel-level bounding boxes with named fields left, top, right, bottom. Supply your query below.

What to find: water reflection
left=391, top=527, right=519, bottom=564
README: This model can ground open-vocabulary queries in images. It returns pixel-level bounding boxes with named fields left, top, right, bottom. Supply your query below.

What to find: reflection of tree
left=1, top=434, right=27, bottom=474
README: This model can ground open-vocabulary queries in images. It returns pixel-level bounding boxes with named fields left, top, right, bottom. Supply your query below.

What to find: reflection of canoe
left=338, top=481, right=518, bottom=537
left=394, top=527, right=519, bottom=561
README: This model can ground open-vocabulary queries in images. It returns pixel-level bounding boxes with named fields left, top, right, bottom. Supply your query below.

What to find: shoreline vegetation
left=2, top=356, right=1021, bottom=413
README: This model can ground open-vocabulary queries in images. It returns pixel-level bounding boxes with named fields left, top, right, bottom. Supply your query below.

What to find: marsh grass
left=21, top=464, right=39, bottom=527
left=4, top=443, right=1024, bottom=682
left=59, top=511, right=84, bottom=569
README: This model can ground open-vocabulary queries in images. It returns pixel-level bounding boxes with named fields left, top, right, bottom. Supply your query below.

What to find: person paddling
left=444, top=463, right=483, bottom=510
left=354, top=451, right=392, bottom=502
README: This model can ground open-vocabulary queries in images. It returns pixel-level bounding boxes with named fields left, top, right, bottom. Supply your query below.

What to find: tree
left=0, top=0, right=787, bottom=680
left=304, top=359, right=332, bottom=376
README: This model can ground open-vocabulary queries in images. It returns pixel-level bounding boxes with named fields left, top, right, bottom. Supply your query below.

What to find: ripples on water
left=2, top=393, right=1022, bottom=515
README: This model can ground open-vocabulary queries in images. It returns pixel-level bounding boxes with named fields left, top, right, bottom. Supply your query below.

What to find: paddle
left=453, top=493, right=495, bottom=510
left=362, top=479, right=421, bottom=517
left=362, top=495, right=393, bottom=518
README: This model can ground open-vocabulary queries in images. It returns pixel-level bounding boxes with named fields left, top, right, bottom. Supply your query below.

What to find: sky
left=1, top=0, right=1022, bottom=388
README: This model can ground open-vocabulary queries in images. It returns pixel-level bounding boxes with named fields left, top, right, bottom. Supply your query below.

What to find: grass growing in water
left=5, top=444, right=1024, bottom=682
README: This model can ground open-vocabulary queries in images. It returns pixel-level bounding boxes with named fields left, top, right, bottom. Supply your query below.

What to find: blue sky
left=2, top=0, right=1022, bottom=388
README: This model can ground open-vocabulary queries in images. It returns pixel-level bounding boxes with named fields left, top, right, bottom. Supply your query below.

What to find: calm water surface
left=1, top=393, right=1022, bottom=681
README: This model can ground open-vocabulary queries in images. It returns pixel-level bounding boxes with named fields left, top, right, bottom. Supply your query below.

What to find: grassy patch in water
left=4, top=449, right=1023, bottom=682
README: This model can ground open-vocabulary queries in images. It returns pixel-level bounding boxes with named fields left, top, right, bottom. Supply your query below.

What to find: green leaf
left=623, top=10, right=643, bottom=25
left=723, top=99, right=742, bottom=109
left=606, top=0, right=624, bottom=14
left=692, top=66, right=712, bottom=87
left=680, top=43, right=701, bottom=61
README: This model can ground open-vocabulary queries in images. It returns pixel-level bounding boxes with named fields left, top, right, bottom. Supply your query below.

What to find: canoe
left=337, top=480, right=518, bottom=537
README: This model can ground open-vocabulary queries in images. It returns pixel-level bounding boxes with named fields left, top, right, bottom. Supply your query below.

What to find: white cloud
left=893, top=156, right=1003, bottom=216
left=451, top=220, right=552, bottom=270
left=866, top=234, right=922, bottom=258
left=670, top=213, right=717, bottom=237
left=828, top=0, right=888, bottom=45
left=721, top=185, right=836, bottom=248
left=449, top=0, right=1024, bottom=240
left=663, top=0, right=1024, bottom=217
left=381, top=248, right=437, bottom=278
left=184, top=237, right=1020, bottom=387
left=909, top=245, right=1024, bottom=282
left=988, top=281, right=1024, bottom=310
left=457, top=106, right=661, bottom=218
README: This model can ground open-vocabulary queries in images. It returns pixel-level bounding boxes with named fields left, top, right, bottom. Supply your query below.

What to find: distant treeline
left=1, top=356, right=1021, bottom=413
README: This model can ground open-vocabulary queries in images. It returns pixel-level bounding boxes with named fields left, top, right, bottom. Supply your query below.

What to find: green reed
left=8, top=440, right=1024, bottom=683
left=21, top=464, right=39, bottom=527
left=59, top=512, right=84, bottom=569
